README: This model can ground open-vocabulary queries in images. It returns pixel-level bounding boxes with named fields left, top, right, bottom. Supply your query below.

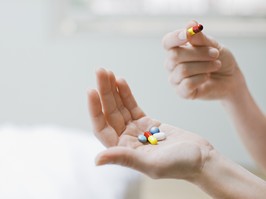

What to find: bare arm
left=88, top=68, right=266, bottom=199
left=222, top=79, right=266, bottom=171
left=193, top=150, right=266, bottom=199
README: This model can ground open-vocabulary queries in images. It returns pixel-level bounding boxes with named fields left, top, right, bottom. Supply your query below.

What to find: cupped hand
left=87, top=68, right=213, bottom=180
left=162, top=20, right=246, bottom=101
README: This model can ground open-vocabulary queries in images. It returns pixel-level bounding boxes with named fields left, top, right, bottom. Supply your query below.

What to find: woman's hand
left=87, top=68, right=213, bottom=180
left=162, top=20, right=246, bottom=101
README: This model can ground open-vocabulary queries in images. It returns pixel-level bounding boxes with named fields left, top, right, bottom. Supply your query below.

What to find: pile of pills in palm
left=138, top=126, right=166, bottom=145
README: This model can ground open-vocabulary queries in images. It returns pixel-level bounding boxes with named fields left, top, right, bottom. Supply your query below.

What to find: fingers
left=162, top=20, right=220, bottom=50
left=165, top=50, right=221, bottom=99
left=189, top=32, right=220, bottom=48
left=97, top=68, right=145, bottom=121
left=108, top=70, right=132, bottom=123
left=186, top=21, right=219, bottom=48
left=95, top=147, right=151, bottom=175
left=168, top=60, right=221, bottom=84
left=116, top=78, right=145, bottom=120
left=162, top=29, right=188, bottom=50
left=186, top=20, right=220, bottom=48
left=96, top=68, right=126, bottom=135
left=165, top=46, right=219, bottom=71
left=162, top=20, right=196, bottom=50
left=95, top=147, right=138, bottom=166
left=87, top=89, right=119, bottom=147
left=162, top=20, right=222, bottom=100
left=175, top=74, right=210, bottom=99
left=87, top=89, right=106, bottom=132
left=88, top=67, right=145, bottom=145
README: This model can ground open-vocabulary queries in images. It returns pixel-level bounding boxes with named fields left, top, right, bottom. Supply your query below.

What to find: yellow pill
left=148, top=136, right=158, bottom=145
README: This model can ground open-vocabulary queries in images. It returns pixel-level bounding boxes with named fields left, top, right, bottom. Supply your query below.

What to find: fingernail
left=178, top=30, right=187, bottom=41
left=208, top=48, right=219, bottom=58
left=215, top=60, right=222, bottom=68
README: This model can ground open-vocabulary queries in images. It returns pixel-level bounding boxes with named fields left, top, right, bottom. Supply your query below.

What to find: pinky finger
left=176, top=74, right=209, bottom=99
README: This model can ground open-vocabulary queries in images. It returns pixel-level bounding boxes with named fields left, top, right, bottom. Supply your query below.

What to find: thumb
left=95, top=146, right=150, bottom=173
left=186, top=20, right=220, bottom=48
left=162, top=28, right=188, bottom=50
left=162, top=20, right=199, bottom=50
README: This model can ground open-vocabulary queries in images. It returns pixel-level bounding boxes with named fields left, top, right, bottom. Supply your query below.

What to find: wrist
left=221, top=67, right=248, bottom=106
left=188, top=148, right=220, bottom=185
left=188, top=149, right=266, bottom=199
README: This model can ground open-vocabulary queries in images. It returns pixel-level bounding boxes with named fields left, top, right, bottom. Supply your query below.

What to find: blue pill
left=149, top=126, right=160, bottom=134
left=138, top=135, right=147, bottom=143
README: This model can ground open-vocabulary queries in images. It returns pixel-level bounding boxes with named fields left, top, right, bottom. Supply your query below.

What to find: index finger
left=162, top=29, right=187, bottom=50
left=162, top=21, right=196, bottom=50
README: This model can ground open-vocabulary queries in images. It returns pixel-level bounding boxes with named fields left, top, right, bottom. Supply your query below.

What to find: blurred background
left=0, top=0, right=266, bottom=180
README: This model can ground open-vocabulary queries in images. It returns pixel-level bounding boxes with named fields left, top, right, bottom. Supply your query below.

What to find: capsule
left=144, top=131, right=158, bottom=145
left=148, top=136, right=158, bottom=145
left=149, top=126, right=160, bottom=135
left=153, top=132, right=166, bottom=141
left=138, top=135, right=147, bottom=143
left=187, top=24, right=203, bottom=36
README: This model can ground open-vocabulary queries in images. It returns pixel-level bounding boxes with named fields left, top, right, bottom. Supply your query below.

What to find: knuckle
left=176, top=81, right=195, bottom=99
left=161, top=32, right=171, bottom=49
left=179, top=64, right=189, bottom=77
left=183, top=80, right=194, bottom=91
left=168, top=49, right=179, bottom=62
left=169, top=70, right=183, bottom=85
left=164, top=59, right=175, bottom=71
left=176, top=90, right=189, bottom=99
left=168, top=74, right=176, bottom=85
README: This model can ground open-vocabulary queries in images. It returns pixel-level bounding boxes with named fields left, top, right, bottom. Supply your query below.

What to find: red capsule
left=193, top=24, right=203, bottom=33
left=187, top=24, right=204, bottom=36
left=144, top=131, right=157, bottom=145
left=144, top=131, right=152, bottom=139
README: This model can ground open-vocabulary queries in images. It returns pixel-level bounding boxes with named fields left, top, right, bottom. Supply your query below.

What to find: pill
left=149, top=126, right=160, bottom=134
left=187, top=24, right=203, bottom=36
left=153, top=132, right=166, bottom=141
left=144, top=131, right=152, bottom=139
left=138, top=135, right=147, bottom=143
left=148, top=136, right=158, bottom=145
left=144, top=131, right=157, bottom=145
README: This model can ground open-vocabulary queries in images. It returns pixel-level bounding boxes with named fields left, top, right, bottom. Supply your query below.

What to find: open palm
left=87, top=68, right=213, bottom=180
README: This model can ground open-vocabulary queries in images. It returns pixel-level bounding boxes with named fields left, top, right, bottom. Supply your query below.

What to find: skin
left=162, top=20, right=266, bottom=172
left=87, top=68, right=213, bottom=180
left=162, top=20, right=245, bottom=100
left=87, top=68, right=266, bottom=199
left=87, top=21, right=266, bottom=198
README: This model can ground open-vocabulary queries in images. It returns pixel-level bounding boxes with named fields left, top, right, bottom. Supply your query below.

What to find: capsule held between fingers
left=187, top=24, right=204, bottom=36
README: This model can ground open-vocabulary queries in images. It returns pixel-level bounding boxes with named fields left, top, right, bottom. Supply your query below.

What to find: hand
left=162, top=20, right=246, bottom=101
left=87, top=68, right=213, bottom=180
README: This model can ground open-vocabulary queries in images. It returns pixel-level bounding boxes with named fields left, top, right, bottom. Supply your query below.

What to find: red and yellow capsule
left=144, top=131, right=158, bottom=145
left=187, top=24, right=203, bottom=36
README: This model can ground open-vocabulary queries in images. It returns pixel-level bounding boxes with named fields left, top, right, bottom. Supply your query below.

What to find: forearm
left=222, top=81, right=266, bottom=170
left=191, top=150, right=266, bottom=199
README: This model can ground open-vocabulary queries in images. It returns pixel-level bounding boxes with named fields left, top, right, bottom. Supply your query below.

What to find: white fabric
left=0, top=124, right=140, bottom=199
